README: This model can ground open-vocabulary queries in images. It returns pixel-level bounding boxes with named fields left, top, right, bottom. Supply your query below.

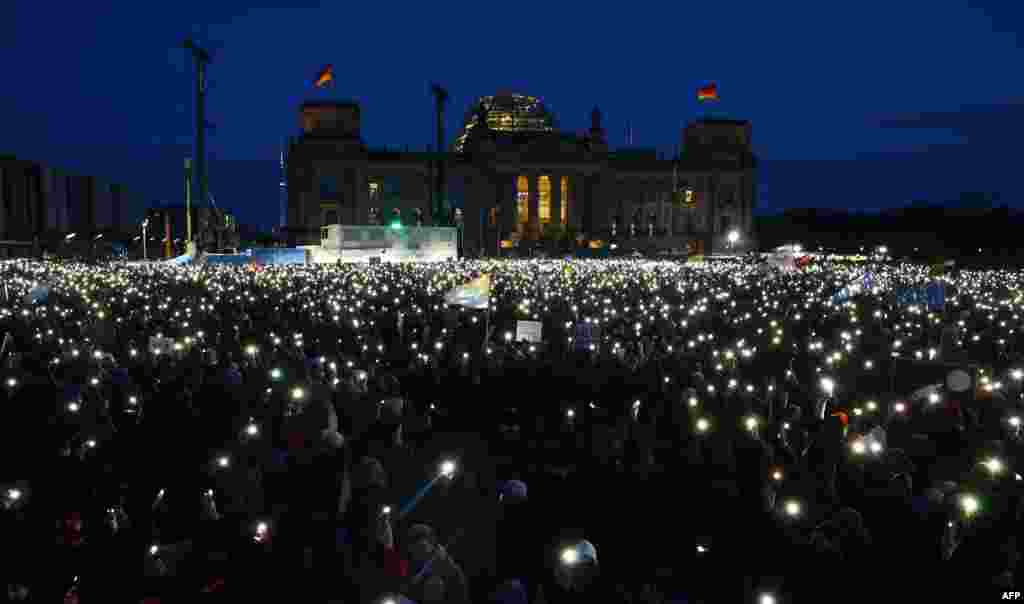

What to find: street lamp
left=727, top=229, right=740, bottom=252
left=142, top=220, right=149, bottom=260
left=820, top=376, right=835, bottom=396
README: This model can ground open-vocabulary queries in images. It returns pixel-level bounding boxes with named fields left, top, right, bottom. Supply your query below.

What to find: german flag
left=697, top=83, right=718, bottom=102
left=313, top=65, right=334, bottom=88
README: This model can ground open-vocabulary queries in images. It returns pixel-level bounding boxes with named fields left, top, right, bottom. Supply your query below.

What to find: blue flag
left=925, top=282, right=946, bottom=311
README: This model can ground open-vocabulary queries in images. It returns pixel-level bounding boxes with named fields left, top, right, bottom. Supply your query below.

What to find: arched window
left=517, top=176, right=529, bottom=224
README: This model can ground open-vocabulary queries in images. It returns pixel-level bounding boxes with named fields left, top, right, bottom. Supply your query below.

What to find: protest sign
left=890, top=358, right=977, bottom=398
left=925, top=281, right=946, bottom=311
left=24, top=284, right=50, bottom=305
left=947, top=369, right=971, bottom=393
left=574, top=322, right=600, bottom=352
left=148, top=336, right=176, bottom=356
left=896, top=282, right=945, bottom=311
left=515, top=320, right=543, bottom=343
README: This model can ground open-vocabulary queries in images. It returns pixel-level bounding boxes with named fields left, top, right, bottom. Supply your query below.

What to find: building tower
left=279, top=141, right=287, bottom=229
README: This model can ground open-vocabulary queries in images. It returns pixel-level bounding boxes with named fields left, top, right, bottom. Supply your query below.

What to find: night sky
left=4, top=1, right=1023, bottom=231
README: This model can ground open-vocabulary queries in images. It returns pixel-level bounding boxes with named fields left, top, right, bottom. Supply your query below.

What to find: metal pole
left=185, top=157, right=193, bottom=249
left=165, top=213, right=172, bottom=259
left=436, top=96, right=443, bottom=223
left=184, top=39, right=211, bottom=252
left=430, top=84, right=448, bottom=225
left=196, top=58, right=207, bottom=230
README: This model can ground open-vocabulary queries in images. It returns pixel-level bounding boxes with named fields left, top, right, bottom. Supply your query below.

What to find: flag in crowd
left=444, top=273, right=491, bottom=309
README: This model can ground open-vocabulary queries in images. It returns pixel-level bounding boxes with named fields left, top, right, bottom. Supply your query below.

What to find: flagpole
left=483, top=307, right=490, bottom=353
left=184, top=39, right=212, bottom=249
left=185, top=157, right=193, bottom=254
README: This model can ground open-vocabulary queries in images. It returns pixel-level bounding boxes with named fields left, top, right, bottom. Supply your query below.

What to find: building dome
left=454, top=93, right=556, bottom=152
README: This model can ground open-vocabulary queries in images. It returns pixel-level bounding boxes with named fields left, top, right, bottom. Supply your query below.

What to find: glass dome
left=453, top=93, right=556, bottom=152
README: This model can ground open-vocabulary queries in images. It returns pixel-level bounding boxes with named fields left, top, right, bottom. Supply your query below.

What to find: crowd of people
left=2, top=256, right=1024, bottom=603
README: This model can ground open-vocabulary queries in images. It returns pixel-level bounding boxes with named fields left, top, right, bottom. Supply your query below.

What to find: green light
left=390, top=221, right=403, bottom=230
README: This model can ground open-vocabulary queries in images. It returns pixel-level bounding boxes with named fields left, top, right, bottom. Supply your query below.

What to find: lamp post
left=91, top=233, right=103, bottom=262
left=454, top=208, right=464, bottom=258
left=141, top=219, right=149, bottom=260
left=184, top=158, right=193, bottom=255
left=727, top=229, right=740, bottom=252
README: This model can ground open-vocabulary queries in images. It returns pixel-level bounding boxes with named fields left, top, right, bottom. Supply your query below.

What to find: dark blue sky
left=3, top=1, right=1023, bottom=230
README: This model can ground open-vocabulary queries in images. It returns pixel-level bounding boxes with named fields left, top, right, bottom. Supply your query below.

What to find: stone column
left=551, top=173, right=562, bottom=227
left=581, top=176, right=595, bottom=236
left=503, top=175, right=516, bottom=241
left=566, top=175, right=576, bottom=229
left=528, top=172, right=539, bottom=239
left=670, top=197, right=679, bottom=236
left=584, top=175, right=599, bottom=237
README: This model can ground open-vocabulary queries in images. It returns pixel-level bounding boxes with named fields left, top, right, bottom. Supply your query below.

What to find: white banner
left=148, top=336, right=176, bottom=356
left=515, top=320, right=543, bottom=343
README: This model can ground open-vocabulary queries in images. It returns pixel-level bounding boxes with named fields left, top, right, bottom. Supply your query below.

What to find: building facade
left=0, top=156, right=141, bottom=255
left=285, top=94, right=756, bottom=255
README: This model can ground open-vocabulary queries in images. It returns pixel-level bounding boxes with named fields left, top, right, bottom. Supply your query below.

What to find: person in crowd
left=2, top=256, right=1023, bottom=602
left=399, top=523, right=470, bottom=604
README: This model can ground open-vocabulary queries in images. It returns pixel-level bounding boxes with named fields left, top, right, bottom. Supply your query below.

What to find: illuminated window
left=538, top=176, right=551, bottom=224
left=517, top=175, right=529, bottom=224
left=685, top=189, right=697, bottom=209
left=369, top=181, right=380, bottom=201
left=560, top=176, right=569, bottom=224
